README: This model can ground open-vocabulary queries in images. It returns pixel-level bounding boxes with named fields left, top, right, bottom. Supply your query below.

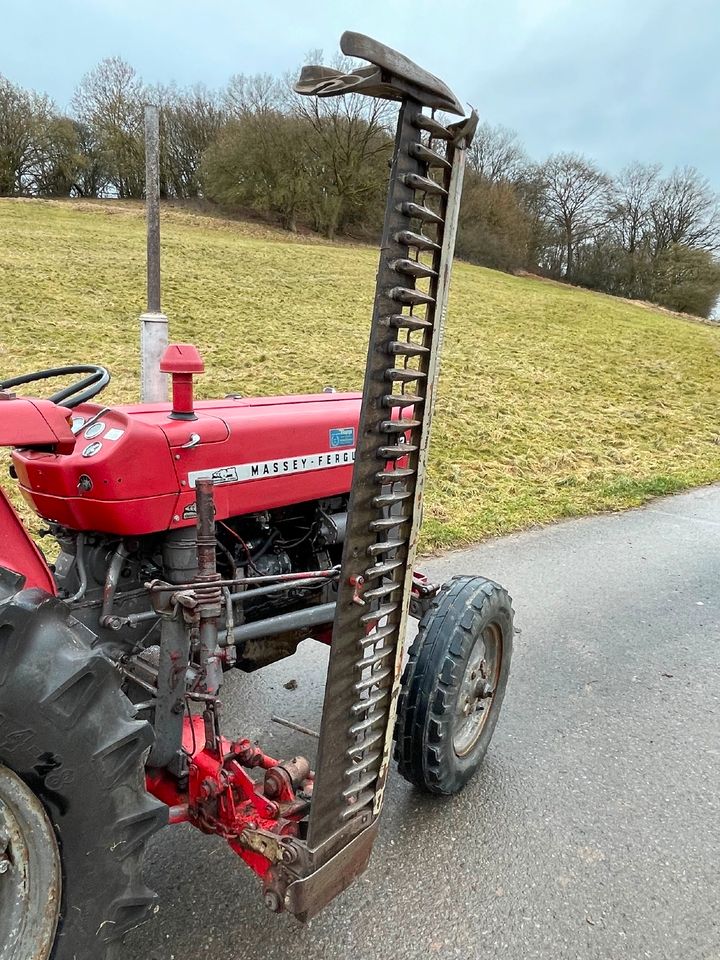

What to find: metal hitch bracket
left=283, top=820, right=380, bottom=921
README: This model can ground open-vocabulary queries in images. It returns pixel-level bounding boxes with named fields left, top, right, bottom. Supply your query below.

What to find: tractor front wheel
left=0, top=589, right=166, bottom=960
left=394, top=575, right=513, bottom=795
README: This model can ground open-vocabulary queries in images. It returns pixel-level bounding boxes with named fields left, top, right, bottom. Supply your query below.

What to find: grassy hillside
left=2, top=198, right=720, bottom=551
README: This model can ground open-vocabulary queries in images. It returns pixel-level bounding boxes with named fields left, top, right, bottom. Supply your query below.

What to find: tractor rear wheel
left=394, top=575, right=513, bottom=795
left=0, top=589, right=166, bottom=960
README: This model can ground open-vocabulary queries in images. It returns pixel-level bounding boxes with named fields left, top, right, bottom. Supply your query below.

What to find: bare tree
left=223, top=73, right=284, bottom=119
left=153, top=83, right=225, bottom=197
left=649, top=243, right=720, bottom=317
left=467, top=122, right=527, bottom=184
left=201, top=112, right=313, bottom=232
left=611, top=162, right=660, bottom=255
left=538, top=152, right=611, bottom=279
left=600, top=162, right=661, bottom=296
left=289, top=56, right=393, bottom=239
left=650, top=166, right=720, bottom=254
left=32, top=115, right=85, bottom=196
left=457, top=173, right=531, bottom=271
left=72, top=57, right=146, bottom=198
left=0, top=75, right=53, bottom=195
left=71, top=120, right=106, bottom=197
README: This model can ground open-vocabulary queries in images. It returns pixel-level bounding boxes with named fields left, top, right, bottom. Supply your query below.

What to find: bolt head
left=264, top=772, right=280, bottom=798
left=264, top=890, right=283, bottom=912
left=0, top=859, right=10, bottom=874
left=281, top=844, right=298, bottom=864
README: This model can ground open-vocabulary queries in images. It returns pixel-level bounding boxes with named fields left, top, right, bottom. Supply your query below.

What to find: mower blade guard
left=282, top=33, right=476, bottom=918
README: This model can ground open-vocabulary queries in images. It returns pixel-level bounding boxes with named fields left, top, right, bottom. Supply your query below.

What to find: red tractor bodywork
left=0, top=396, right=75, bottom=452
left=0, top=384, right=416, bottom=896
left=0, top=395, right=77, bottom=592
left=0, top=492, right=56, bottom=593
left=12, top=393, right=363, bottom=535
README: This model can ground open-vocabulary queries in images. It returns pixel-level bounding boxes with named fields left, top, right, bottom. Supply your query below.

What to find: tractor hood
left=12, top=393, right=363, bottom=536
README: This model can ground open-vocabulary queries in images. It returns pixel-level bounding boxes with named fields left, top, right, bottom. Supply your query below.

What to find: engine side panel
left=12, top=394, right=362, bottom=535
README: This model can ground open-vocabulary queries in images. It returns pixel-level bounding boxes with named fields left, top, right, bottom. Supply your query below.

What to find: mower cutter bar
left=228, top=32, right=480, bottom=918
left=280, top=99, right=474, bottom=912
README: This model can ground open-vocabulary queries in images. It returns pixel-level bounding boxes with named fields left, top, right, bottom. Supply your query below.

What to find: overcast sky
left=2, top=0, right=718, bottom=188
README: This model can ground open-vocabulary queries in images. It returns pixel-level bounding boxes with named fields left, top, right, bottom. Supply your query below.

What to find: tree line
left=1, top=57, right=719, bottom=317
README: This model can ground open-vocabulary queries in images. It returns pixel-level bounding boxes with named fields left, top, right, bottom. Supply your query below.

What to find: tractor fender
left=0, top=488, right=56, bottom=594
left=0, top=397, right=75, bottom=453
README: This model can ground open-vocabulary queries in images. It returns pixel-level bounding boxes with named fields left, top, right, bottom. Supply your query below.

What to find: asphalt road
left=126, top=486, right=720, bottom=960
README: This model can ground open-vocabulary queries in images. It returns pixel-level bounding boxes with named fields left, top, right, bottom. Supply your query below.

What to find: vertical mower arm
left=270, top=32, right=477, bottom=918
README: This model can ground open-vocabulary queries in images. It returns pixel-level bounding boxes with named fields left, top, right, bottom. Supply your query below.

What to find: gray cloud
left=1, top=0, right=717, bottom=186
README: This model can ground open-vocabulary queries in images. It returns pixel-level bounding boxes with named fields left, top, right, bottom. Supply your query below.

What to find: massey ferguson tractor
left=0, top=33, right=513, bottom=960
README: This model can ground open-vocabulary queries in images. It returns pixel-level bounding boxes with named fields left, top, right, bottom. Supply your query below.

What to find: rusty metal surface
left=452, top=621, right=503, bottom=757
left=305, top=98, right=471, bottom=856
left=142, top=32, right=475, bottom=924
left=194, top=478, right=223, bottom=696
left=340, top=32, right=463, bottom=114
left=295, top=32, right=463, bottom=115
left=284, top=820, right=379, bottom=921
left=147, top=610, right=190, bottom=769
left=0, top=764, right=61, bottom=960
left=146, top=480, right=225, bottom=769
left=373, top=125, right=467, bottom=819
left=144, top=104, right=161, bottom=314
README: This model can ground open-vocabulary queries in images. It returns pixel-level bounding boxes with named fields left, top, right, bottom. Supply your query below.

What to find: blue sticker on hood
left=329, top=427, right=355, bottom=448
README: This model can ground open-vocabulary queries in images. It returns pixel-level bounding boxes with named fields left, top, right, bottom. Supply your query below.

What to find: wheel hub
left=0, top=764, right=61, bottom=960
left=453, top=626, right=501, bottom=757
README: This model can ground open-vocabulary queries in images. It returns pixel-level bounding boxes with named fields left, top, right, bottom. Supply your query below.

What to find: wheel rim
left=0, top=764, right=61, bottom=960
left=453, top=621, right=503, bottom=757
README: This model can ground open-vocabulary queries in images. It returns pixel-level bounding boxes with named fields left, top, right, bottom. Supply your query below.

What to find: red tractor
left=0, top=33, right=513, bottom=960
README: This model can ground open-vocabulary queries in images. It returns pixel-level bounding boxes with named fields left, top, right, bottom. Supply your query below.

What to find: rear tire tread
left=0, top=592, right=166, bottom=959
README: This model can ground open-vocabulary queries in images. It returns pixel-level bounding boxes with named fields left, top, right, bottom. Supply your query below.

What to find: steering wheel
left=0, top=365, right=111, bottom=409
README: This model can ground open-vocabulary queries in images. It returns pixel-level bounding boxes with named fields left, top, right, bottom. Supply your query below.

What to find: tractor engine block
left=50, top=495, right=348, bottom=668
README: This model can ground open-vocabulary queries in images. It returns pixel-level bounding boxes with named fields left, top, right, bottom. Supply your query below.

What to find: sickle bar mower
left=296, top=67, right=475, bottom=912
left=0, top=31, right=514, bottom=960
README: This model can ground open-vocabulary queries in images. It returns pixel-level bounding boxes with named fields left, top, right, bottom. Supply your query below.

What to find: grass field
left=2, top=198, right=720, bottom=551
